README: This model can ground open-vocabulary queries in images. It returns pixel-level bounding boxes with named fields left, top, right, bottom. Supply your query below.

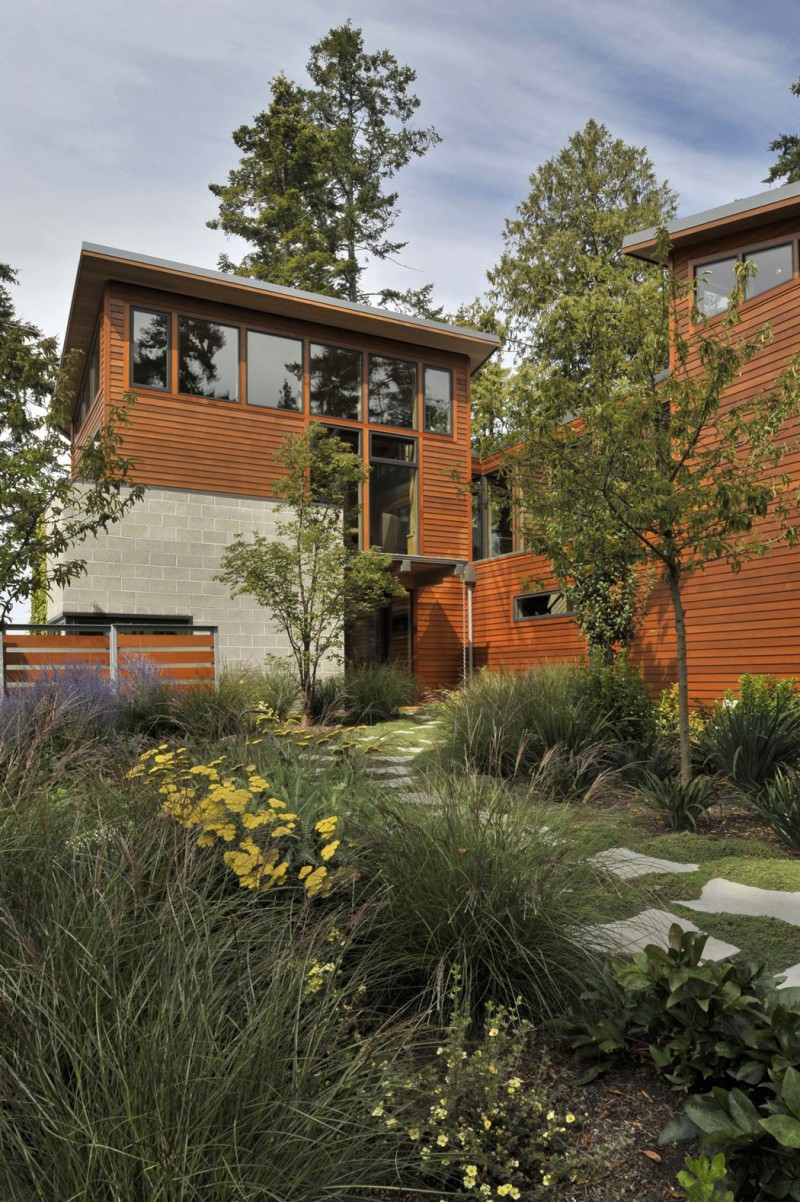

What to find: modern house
left=45, top=177, right=800, bottom=704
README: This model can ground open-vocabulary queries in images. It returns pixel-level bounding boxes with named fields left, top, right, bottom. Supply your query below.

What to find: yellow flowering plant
left=371, top=975, right=588, bottom=1199
left=128, top=745, right=352, bottom=900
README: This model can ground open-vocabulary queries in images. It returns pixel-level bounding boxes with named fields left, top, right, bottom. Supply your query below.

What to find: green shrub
left=580, top=651, right=656, bottom=744
left=352, top=777, right=602, bottom=1017
left=635, top=771, right=717, bottom=831
left=311, top=663, right=415, bottom=725
left=751, top=768, right=800, bottom=851
left=697, top=675, right=800, bottom=792
left=677, top=1154, right=734, bottom=1202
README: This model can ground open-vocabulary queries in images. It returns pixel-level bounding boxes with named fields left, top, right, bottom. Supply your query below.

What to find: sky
left=2, top=0, right=800, bottom=343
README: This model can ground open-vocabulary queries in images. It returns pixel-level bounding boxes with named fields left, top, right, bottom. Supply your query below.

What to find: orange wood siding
left=1, top=631, right=215, bottom=691
left=102, top=284, right=473, bottom=534
left=414, top=576, right=467, bottom=693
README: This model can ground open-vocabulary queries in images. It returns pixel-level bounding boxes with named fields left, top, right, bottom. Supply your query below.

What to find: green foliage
left=697, top=681, right=800, bottom=792
left=752, top=769, right=800, bottom=852
left=566, top=925, right=791, bottom=1092
left=764, top=76, right=800, bottom=185
left=677, top=1153, right=734, bottom=1202
left=208, top=21, right=440, bottom=308
left=567, top=558, right=652, bottom=663
left=353, top=779, right=601, bottom=1017
left=0, top=264, right=143, bottom=619
left=217, top=426, right=404, bottom=722
left=311, top=663, right=415, bottom=724
left=378, top=985, right=588, bottom=1199
left=635, top=771, right=717, bottom=832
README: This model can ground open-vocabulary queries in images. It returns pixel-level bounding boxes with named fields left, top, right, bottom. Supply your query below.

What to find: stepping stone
left=777, top=964, right=800, bottom=990
left=584, top=909, right=740, bottom=962
left=590, top=847, right=699, bottom=879
left=365, top=754, right=415, bottom=764
left=368, top=765, right=413, bottom=778
left=678, top=879, right=800, bottom=927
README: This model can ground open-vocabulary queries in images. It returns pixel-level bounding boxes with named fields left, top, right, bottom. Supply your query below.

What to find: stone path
left=588, top=845, right=800, bottom=987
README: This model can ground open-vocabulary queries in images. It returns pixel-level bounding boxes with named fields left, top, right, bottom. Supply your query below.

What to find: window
left=178, top=316, right=239, bottom=401
left=744, top=243, right=793, bottom=300
left=315, top=425, right=362, bottom=548
left=513, top=591, right=571, bottom=621
left=472, top=473, right=513, bottom=560
left=310, top=343, right=361, bottom=420
left=74, top=323, right=102, bottom=433
left=694, top=257, right=738, bottom=318
left=131, top=308, right=170, bottom=390
left=368, top=355, right=417, bottom=428
left=424, top=366, right=452, bottom=434
left=247, top=330, right=302, bottom=410
left=369, top=433, right=417, bottom=554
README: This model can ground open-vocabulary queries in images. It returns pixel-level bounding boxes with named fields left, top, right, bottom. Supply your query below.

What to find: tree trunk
left=666, top=564, right=692, bottom=785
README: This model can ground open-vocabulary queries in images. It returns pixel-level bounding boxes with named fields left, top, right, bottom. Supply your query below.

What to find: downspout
left=463, top=562, right=476, bottom=677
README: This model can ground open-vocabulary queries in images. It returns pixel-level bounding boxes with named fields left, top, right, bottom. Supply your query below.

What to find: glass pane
left=371, top=433, right=416, bottom=462
left=368, top=355, right=417, bottom=427
left=695, top=257, right=738, bottom=318
left=88, top=330, right=101, bottom=399
left=472, top=483, right=485, bottom=560
left=369, top=462, right=417, bottom=554
left=321, top=424, right=361, bottom=454
left=487, top=476, right=513, bottom=556
left=247, top=330, right=303, bottom=410
left=310, top=343, right=361, bottom=420
left=424, top=366, right=452, bottom=433
left=744, top=243, right=793, bottom=300
left=178, top=317, right=239, bottom=401
left=314, top=426, right=362, bottom=548
left=515, top=592, right=570, bottom=620
left=132, top=309, right=169, bottom=390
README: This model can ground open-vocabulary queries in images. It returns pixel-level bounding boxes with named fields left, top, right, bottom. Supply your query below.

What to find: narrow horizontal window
left=178, top=316, right=239, bottom=401
left=370, top=433, right=417, bottom=463
left=310, top=343, right=361, bottom=420
left=514, top=591, right=571, bottom=621
left=368, top=354, right=417, bottom=428
left=694, top=256, right=738, bottom=318
left=247, top=330, right=303, bottom=410
left=744, top=243, right=793, bottom=301
left=131, top=308, right=170, bottom=391
left=424, top=366, right=452, bottom=433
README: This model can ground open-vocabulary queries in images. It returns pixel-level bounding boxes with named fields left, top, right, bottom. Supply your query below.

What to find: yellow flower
left=436, top=1133, right=447, bottom=1147
left=270, top=824, right=297, bottom=838
left=372, top=1104, right=384, bottom=1118
left=320, top=839, right=340, bottom=861
left=566, top=1112, right=576, bottom=1123
left=464, top=1165, right=478, bottom=1178
left=488, top=1026, right=499, bottom=1037
left=315, top=815, right=338, bottom=836
left=408, top=1127, right=420, bottom=1141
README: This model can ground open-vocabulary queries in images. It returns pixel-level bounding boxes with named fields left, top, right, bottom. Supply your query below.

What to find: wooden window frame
left=129, top=306, right=171, bottom=393
left=369, top=432, right=419, bottom=555
left=513, top=590, right=573, bottom=622
left=176, top=313, right=241, bottom=404
left=245, top=327, right=305, bottom=413
left=367, top=353, right=418, bottom=430
left=423, top=364, right=453, bottom=436
left=690, top=234, right=799, bottom=322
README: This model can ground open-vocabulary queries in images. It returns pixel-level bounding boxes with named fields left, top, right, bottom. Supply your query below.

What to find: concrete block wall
left=47, top=486, right=302, bottom=667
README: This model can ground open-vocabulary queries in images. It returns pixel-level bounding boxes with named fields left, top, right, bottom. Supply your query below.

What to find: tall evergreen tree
left=209, top=22, right=440, bottom=310
left=764, top=76, right=800, bottom=185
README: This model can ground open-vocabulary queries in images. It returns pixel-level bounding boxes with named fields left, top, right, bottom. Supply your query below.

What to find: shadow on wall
left=632, top=584, right=677, bottom=697
left=415, top=596, right=464, bottom=694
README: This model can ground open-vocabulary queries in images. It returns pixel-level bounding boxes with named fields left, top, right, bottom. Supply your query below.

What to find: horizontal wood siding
left=2, top=631, right=216, bottom=691
left=104, top=283, right=473, bottom=511
left=414, top=576, right=465, bottom=694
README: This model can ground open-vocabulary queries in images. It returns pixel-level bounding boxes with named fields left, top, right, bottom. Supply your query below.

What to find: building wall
left=47, top=486, right=303, bottom=667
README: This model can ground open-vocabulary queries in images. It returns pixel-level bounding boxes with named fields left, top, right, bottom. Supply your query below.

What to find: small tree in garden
left=513, top=250, right=800, bottom=785
left=0, top=264, right=143, bottom=622
left=216, top=426, right=404, bottom=724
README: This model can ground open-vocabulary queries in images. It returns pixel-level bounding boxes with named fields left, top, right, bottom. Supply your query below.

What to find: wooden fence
left=0, top=625, right=219, bottom=693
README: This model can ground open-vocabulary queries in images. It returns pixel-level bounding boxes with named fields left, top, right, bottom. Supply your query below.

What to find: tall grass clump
left=0, top=790, right=428, bottom=1201
left=352, top=776, right=602, bottom=1017
left=311, top=663, right=415, bottom=725
left=440, top=663, right=626, bottom=787
left=697, top=674, right=800, bottom=792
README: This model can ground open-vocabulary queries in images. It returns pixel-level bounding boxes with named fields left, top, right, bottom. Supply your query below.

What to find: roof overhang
left=63, top=244, right=500, bottom=391
left=622, top=180, right=800, bottom=263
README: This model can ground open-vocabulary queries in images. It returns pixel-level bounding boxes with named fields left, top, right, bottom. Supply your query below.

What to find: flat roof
left=63, top=243, right=500, bottom=384
left=622, top=179, right=800, bottom=262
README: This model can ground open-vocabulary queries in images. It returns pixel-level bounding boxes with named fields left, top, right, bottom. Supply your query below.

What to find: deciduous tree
left=216, top=425, right=404, bottom=724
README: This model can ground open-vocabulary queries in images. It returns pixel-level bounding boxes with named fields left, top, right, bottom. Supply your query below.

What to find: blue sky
left=2, top=0, right=799, bottom=339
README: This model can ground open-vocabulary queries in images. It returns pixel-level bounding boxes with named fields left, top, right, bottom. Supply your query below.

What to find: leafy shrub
left=353, top=778, right=602, bottom=1017
left=565, top=925, right=792, bottom=1092
left=677, top=1154, right=734, bottom=1202
left=635, top=771, right=717, bottom=831
left=311, top=663, right=415, bottom=725
left=752, top=768, right=800, bottom=851
left=697, top=675, right=800, bottom=791
left=440, top=664, right=616, bottom=783
left=376, top=980, right=589, bottom=1199
left=580, top=651, right=656, bottom=744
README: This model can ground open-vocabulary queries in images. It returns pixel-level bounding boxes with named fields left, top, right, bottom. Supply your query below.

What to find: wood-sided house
left=50, top=244, right=498, bottom=692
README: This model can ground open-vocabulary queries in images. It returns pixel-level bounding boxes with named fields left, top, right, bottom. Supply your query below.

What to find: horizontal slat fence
left=0, top=625, right=218, bottom=693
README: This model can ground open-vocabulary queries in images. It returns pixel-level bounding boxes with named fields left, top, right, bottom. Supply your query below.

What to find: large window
left=424, top=366, right=452, bottom=434
left=310, top=343, right=361, bottom=420
left=369, top=433, right=417, bottom=554
left=744, top=243, right=794, bottom=300
left=694, top=257, right=738, bottom=318
left=247, top=330, right=303, bottom=410
left=472, top=474, right=513, bottom=559
left=178, top=316, right=239, bottom=401
left=131, top=308, right=170, bottom=390
left=514, top=591, right=572, bottom=621
left=316, top=425, right=362, bottom=548
left=368, top=355, right=417, bottom=428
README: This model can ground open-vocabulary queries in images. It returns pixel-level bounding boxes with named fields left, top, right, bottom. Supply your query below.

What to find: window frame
left=309, top=340, right=363, bottom=422
left=176, top=313, right=241, bottom=403
left=367, top=353, right=418, bottom=430
left=129, top=305, right=171, bottom=393
left=245, top=327, right=305, bottom=412
left=423, top=364, right=453, bottom=436
left=368, top=432, right=419, bottom=555
left=690, top=234, right=798, bottom=322
left=512, top=590, right=573, bottom=622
